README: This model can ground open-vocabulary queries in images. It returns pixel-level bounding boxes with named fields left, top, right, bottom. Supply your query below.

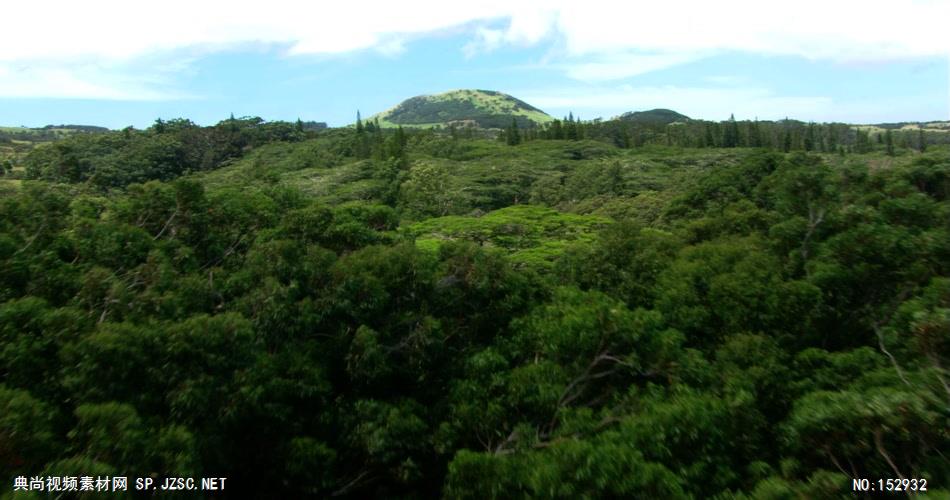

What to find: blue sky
left=1, top=1, right=948, bottom=128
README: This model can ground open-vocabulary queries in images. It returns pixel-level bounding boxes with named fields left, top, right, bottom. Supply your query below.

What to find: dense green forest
left=1, top=112, right=949, bottom=498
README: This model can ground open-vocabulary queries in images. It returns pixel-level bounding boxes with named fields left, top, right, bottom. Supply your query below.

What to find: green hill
left=370, top=89, right=554, bottom=129
left=618, top=108, right=691, bottom=124
left=0, top=124, right=109, bottom=145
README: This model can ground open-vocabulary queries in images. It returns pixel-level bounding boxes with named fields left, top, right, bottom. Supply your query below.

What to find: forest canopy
left=1, top=112, right=949, bottom=498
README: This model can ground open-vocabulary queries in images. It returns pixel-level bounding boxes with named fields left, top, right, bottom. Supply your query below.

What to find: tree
left=723, top=114, right=740, bottom=148
left=854, top=129, right=871, bottom=153
left=0, top=385, right=56, bottom=476
left=804, top=123, right=816, bottom=151
left=352, top=111, right=373, bottom=158
left=505, top=118, right=521, bottom=146
left=826, top=124, right=838, bottom=152
left=399, top=163, right=463, bottom=217
left=153, top=118, right=167, bottom=134
left=382, top=125, right=409, bottom=169
left=565, top=113, right=579, bottom=140
left=551, top=119, right=564, bottom=140
left=747, top=120, right=763, bottom=148
left=918, top=129, right=927, bottom=152
left=704, top=123, right=716, bottom=148
left=885, top=129, right=895, bottom=156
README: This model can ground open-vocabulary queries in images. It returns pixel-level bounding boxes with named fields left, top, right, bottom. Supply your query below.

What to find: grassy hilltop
left=370, top=89, right=554, bottom=129
left=618, top=108, right=691, bottom=124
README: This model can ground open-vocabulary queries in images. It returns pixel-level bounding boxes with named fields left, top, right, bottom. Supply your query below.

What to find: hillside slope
left=618, top=109, right=691, bottom=124
left=370, top=89, right=553, bottom=129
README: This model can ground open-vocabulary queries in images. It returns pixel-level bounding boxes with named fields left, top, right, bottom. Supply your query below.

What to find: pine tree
left=855, top=129, right=871, bottom=153
left=352, top=111, right=373, bottom=158
left=618, top=123, right=631, bottom=148
left=885, top=129, right=895, bottom=156
left=226, top=113, right=239, bottom=133
left=919, top=129, right=927, bottom=152
left=371, top=121, right=385, bottom=160
left=565, top=114, right=578, bottom=141
left=386, top=126, right=408, bottom=169
left=506, top=118, right=521, bottom=146
left=395, top=125, right=407, bottom=149
left=899, top=132, right=910, bottom=149
left=804, top=123, right=816, bottom=152
left=747, top=121, right=762, bottom=148
left=552, top=120, right=564, bottom=140
left=723, top=114, right=740, bottom=148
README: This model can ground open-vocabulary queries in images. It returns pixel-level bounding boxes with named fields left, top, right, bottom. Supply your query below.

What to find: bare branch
left=152, top=207, right=179, bottom=240
left=873, top=429, right=910, bottom=498
left=331, top=470, right=373, bottom=497
left=12, top=222, right=47, bottom=257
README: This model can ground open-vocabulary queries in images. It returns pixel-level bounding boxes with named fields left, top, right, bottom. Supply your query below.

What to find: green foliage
left=0, top=385, right=56, bottom=478
left=3, top=116, right=950, bottom=497
left=505, top=118, right=522, bottom=146
left=556, top=222, right=680, bottom=308
left=406, top=205, right=610, bottom=270
left=399, top=162, right=468, bottom=218
left=655, top=237, right=820, bottom=346
left=21, top=116, right=310, bottom=188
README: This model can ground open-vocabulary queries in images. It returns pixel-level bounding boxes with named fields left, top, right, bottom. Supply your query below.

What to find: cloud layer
left=1, top=0, right=948, bottom=99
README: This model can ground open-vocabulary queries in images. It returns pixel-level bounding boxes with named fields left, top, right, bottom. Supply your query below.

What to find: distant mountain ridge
left=0, top=124, right=110, bottom=144
left=40, top=124, right=110, bottom=133
left=370, top=89, right=554, bottom=129
left=618, top=109, right=691, bottom=124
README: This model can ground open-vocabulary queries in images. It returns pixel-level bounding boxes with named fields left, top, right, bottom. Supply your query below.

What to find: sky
left=1, top=0, right=948, bottom=129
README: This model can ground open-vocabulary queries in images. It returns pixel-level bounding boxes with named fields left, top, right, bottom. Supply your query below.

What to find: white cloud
left=548, top=0, right=950, bottom=61
left=1, top=0, right=948, bottom=99
left=0, top=61, right=195, bottom=100
left=374, top=37, right=408, bottom=58
left=463, top=5, right=557, bottom=57
left=563, top=52, right=705, bottom=82
left=704, top=75, right=748, bottom=86
left=463, top=28, right=506, bottom=58
left=0, top=1, right=516, bottom=62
